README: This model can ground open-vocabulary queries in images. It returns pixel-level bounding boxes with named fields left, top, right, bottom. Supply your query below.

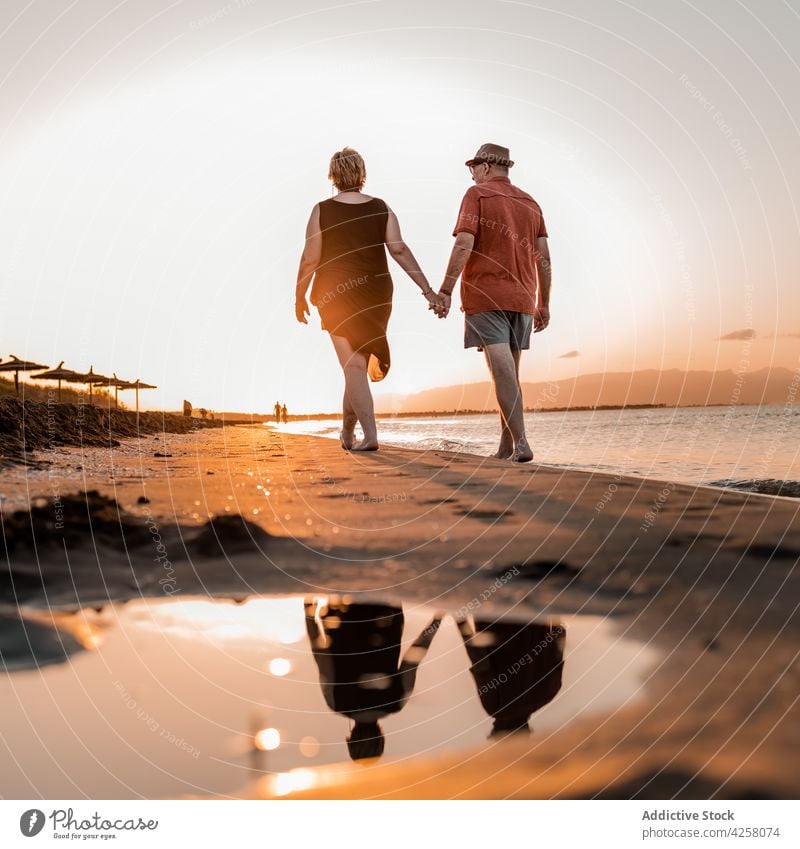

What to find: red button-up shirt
left=453, top=176, right=548, bottom=315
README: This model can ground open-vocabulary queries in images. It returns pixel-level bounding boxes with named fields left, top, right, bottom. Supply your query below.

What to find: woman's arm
left=295, top=204, right=322, bottom=324
left=398, top=614, right=443, bottom=698
left=385, top=208, right=442, bottom=310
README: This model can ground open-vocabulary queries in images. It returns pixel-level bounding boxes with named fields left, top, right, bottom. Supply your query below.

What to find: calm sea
left=278, top=404, right=800, bottom=494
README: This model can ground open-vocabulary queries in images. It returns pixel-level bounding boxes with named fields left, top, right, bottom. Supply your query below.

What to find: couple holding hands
left=295, top=143, right=551, bottom=462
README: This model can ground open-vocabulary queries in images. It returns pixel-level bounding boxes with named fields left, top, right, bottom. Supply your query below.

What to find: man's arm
left=533, top=235, right=551, bottom=332
left=437, top=232, right=475, bottom=316
left=295, top=204, right=322, bottom=324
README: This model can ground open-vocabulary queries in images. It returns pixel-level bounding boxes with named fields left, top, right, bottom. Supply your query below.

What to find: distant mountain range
left=375, top=367, right=800, bottom=413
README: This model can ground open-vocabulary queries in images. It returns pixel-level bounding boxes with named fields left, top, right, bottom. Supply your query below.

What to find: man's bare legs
left=330, top=333, right=379, bottom=451
left=489, top=347, right=521, bottom=459
left=483, top=343, right=533, bottom=462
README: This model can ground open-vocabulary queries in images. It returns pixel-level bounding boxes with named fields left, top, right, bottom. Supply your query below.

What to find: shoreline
left=265, top=421, right=800, bottom=500
left=232, top=400, right=790, bottom=424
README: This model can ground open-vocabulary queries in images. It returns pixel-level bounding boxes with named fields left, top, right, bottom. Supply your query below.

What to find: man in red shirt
left=436, top=143, right=551, bottom=462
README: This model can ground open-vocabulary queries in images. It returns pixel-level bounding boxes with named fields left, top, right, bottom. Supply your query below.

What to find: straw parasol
left=69, top=365, right=115, bottom=405
left=101, top=374, right=138, bottom=409
left=29, top=361, right=83, bottom=402
left=0, top=354, right=50, bottom=395
left=125, top=378, right=157, bottom=415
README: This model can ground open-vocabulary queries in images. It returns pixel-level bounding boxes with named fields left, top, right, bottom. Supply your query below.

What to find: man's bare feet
left=492, top=446, right=514, bottom=459
left=352, top=440, right=379, bottom=452
left=511, top=440, right=534, bottom=463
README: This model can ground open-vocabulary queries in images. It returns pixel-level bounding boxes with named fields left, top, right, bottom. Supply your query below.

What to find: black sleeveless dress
left=310, top=197, right=393, bottom=381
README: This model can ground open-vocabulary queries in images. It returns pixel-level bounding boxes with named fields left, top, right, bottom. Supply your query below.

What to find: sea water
left=277, top=404, right=800, bottom=494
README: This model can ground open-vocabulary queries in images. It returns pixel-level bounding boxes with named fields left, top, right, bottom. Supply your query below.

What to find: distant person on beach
left=273, top=401, right=281, bottom=423
left=434, top=144, right=552, bottom=462
left=295, top=147, right=444, bottom=451
left=281, top=403, right=288, bottom=423
left=305, top=599, right=442, bottom=760
left=458, top=617, right=565, bottom=737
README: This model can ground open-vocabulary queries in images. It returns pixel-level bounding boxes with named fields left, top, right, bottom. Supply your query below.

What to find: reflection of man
left=305, top=599, right=442, bottom=760
left=458, top=617, right=565, bottom=737
left=436, top=143, right=552, bottom=463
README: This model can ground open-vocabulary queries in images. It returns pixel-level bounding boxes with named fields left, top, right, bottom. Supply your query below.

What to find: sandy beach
left=2, top=415, right=798, bottom=800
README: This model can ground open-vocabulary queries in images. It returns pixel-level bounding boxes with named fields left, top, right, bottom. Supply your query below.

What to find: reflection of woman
left=458, top=617, right=566, bottom=737
left=295, top=147, right=442, bottom=451
left=305, top=599, right=442, bottom=760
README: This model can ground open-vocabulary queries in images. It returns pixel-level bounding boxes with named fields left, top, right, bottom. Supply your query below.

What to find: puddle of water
left=0, top=596, right=658, bottom=798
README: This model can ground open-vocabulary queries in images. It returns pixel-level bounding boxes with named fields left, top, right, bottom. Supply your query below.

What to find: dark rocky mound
left=1, top=489, right=152, bottom=555
left=187, top=514, right=274, bottom=558
left=0, top=396, right=224, bottom=465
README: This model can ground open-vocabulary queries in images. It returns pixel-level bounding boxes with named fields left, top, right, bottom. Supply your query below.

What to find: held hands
left=425, top=289, right=450, bottom=319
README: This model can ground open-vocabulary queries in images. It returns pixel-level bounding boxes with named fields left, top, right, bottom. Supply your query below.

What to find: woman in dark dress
left=295, top=147, right=442, bottom=450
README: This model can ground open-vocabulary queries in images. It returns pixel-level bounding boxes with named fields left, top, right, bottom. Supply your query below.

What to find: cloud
left=716, top=329, right=756, bottom=341
left=558, top=350, right=580, bottom=358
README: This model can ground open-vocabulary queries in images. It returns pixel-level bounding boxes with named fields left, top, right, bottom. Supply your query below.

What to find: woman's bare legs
left=340, top=390, right=357, bottom=449
left=330, top=334, right=379, bottom=450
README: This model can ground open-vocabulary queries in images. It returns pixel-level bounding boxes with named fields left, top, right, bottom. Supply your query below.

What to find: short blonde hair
left=328, top=147, right=366, bottom=192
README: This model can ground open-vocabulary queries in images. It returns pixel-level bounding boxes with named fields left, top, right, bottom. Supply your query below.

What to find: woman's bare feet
left=340, top=413, right=357, bottom=450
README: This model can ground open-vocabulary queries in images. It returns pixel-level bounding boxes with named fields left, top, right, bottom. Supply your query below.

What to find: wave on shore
left=706, top=478, right=800, bottom=498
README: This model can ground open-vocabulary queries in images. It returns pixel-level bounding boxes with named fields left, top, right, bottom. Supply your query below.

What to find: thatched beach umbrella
left=127, top=379, right=157, bottom=415
left=29, top=361, right=82, bottom=402
left=109, top=377, right=156, bottom=417
left=70, top=365, right=114, bottom=405
left=0, top=354, right=49, bottom=395
left=101, top=374, right=137, bottom=409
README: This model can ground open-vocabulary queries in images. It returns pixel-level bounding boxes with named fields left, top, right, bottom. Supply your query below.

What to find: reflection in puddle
left=0, top=596, right=657, bottom=798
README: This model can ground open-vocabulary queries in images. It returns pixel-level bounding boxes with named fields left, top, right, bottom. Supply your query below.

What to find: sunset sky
left=1, top=0, right=798, bottom=413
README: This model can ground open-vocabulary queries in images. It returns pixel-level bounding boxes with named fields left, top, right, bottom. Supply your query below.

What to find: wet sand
left=1, top=423, right=799, bottom=798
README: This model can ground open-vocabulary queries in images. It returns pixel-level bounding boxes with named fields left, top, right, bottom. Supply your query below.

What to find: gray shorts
left=464, top=310, right=533, bottom=351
